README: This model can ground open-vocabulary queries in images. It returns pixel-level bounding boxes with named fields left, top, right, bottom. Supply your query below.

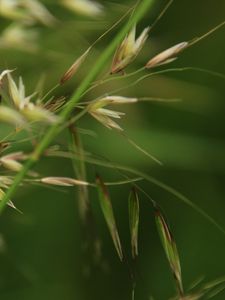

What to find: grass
left=0, top=0, right=225, bottom=299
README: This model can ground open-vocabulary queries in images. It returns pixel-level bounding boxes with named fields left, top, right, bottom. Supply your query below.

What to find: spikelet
left=40, top=176, right=89, bottom=186
left=61, top=0, right=103, bottom=17
left=0, top=106, right=26, bottom=126
left=146, top=42, right=188, bottom=69
left=88, top=96, right=137, bottom=110
left=111, top=25, right=149, bottom=74
left=22, top=0, right=57, bottom=27
left=0, top=24, right=39, bottom=52
left=60, top=48, right=90, bottom=85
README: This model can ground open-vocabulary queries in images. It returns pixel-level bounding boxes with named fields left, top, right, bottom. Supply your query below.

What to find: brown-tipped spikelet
left=154, top=204, right=183, bottom=296
left=146, top=42, right=188, bottom=69
left=60, top=48, right=90, bottom=85
left=96, top=174, right=123, bottom=261
left=128, top=187, right=139, bottom=258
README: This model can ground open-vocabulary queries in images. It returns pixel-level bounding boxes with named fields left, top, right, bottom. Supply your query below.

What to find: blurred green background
left=0, top=0, right=225, bottom=299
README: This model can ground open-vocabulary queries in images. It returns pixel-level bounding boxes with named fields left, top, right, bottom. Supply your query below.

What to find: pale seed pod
left=0, top=158, right=23, bottom=172
left=40, top=176, right=89, bottom=186
left=0, top=24, right=39, bottom=52
left=0, top=69, right=14, bottom=86
left=146, top=42, right=188, bottom=69
left=90, top=110, right=123, bottom=131
left=1, top=151, right=27, bottom=161
left=61, top=0, right=103, bottom=17
left=0, top=176, right=13, bottom=188
left=88, top=96, right=137, bottom=110
left=0, top=0, right=32, bottom=22
left=0, top=106, right=26, bottom=126
left=7, top=73, right=22, bottom=108
left=22, top=0, right=57, bottom=27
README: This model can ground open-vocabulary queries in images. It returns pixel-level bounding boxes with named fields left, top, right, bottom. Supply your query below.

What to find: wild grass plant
left=0, top=0, right=225, bottom=299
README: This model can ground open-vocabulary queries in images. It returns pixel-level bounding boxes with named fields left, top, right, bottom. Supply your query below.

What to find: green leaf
left=96, top=174, right=123, bottom=261
left=128, top=187, right=139, bottom=258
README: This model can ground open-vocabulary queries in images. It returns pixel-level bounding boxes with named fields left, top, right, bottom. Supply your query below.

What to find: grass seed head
left=21, top=103, right=60, bottom=124
left=0, top=69, right=14, bottom=86
left=0, top=151, right=27, bottom=172
left=0, top=157, right=23, bottom=172
left=128, top=187, right=140, bottom=258
left=0, top=176, right=13, bottom=188
left=40, top=176, right=89, bottom=186
left=61, top=0, right=104, bottom=17
left=89, top=108, right=124, bottom=131
left=146, top=42, right=188, bottom=69
left=7, top=73, right=36, bottom=110
left=96, top=174, right=123, bottom=261
left=60, top=48, right=91, bottom=85
left=89, top=96, right=137, bottom=110
left=0, top=188, right=17, bottom=210
left=0, top=106, right=26, bottom=126
left=111, top=25, right=149, bottom=74
left=0, top=0, right=32, bottom=22
left=22, top=0, right=57, bottom=27
left=155, top=204, right=183, bottom=296
left=0, top=23, right=39, bottom=52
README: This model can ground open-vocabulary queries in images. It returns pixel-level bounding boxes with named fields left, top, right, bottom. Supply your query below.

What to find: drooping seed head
left=146, top=41, right=188, bottom=69
left=89, top=107, right=125, bottom=131
left=88, top=96, right=137, bottom=110
left=61, top=0, right=104, bottom=17
left=22, top=0, right=57, bottom=27
left=40, top=176, right=89, bottom=186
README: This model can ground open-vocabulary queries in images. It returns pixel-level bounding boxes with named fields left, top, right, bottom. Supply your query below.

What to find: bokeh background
left=0, top=0, right=225, bottom=299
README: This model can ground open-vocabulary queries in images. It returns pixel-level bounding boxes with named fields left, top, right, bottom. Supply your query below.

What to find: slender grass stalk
left=46, top=150, right=225, bottom=235
left=68, top=125, right=90, bottom=222
left=0, top=0, right=155, bottom=214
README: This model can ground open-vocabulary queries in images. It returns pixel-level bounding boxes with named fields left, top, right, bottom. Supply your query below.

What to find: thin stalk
left=0, top=0, right=155, bottom=213
left=46, top=150, right=225, bottom=236
left=68, top=125, right=90, bottom=222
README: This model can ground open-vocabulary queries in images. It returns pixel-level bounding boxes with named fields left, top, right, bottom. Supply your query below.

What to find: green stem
left=0, top=0, right=155, bottom=214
